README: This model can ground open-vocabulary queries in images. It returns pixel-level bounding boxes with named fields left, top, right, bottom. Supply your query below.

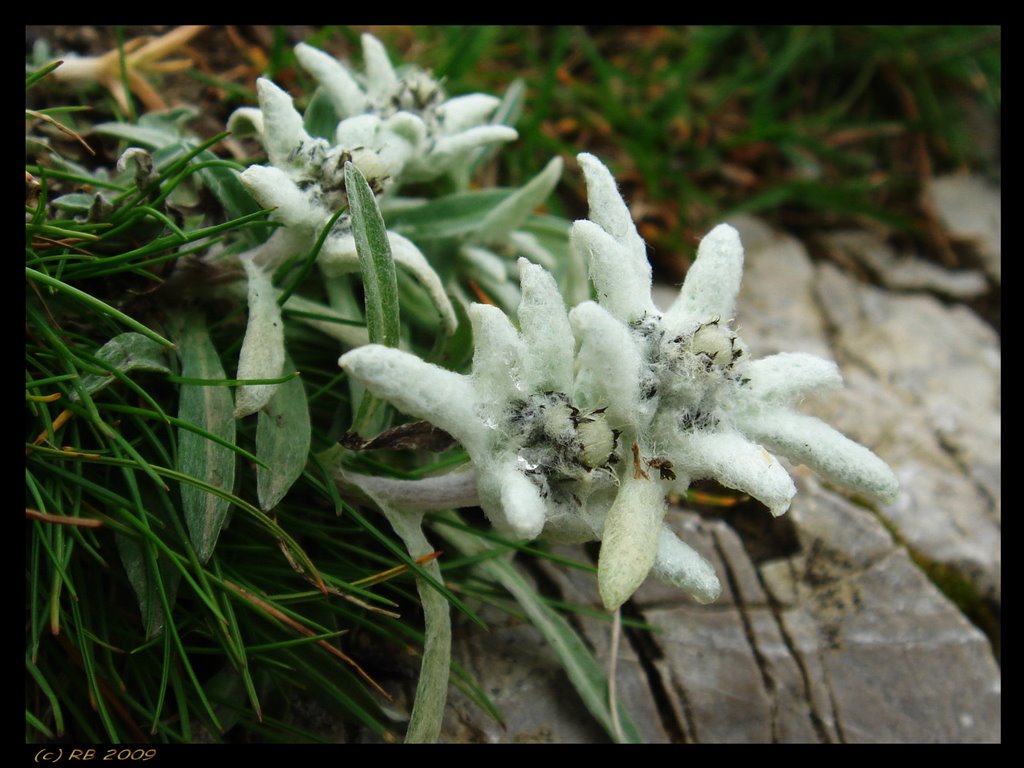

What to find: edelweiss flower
left=339, top=259, right=723, bottom=606
left=233, top=78, right=457, bottom=334
left=293, top=34, right=518, bottom=187
left=569, top=152, right=900, bottom=609
left=340, top=258, right=597, bottom=539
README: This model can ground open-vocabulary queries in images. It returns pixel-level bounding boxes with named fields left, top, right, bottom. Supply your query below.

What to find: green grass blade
left=26, top=267, right=175, bottom=349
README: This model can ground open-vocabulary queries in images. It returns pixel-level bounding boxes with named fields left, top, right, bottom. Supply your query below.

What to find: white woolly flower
left=570, top=152, right=899, bottom=609
left=234, top=78, right=457, bottom=335
left=294, top=34, right=518, bottom=186
left=338, top=259, right=722, bottom=606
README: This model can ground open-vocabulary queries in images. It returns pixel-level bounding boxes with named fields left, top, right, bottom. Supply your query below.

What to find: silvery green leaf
left=115, top=527, right=181, bottom=640
left=117, top=147, right=158, bottom=190
left=387, top=189, right=511, bottom=241
left=345, top=161, right=401, bottom=348
left=256, top=357, right=311, bottom=512
left=174, top=312, right=237, bottom=563
left=476, top=156, right=563, bottom=244
left=346, top=476, right=450, bottom=744
left=51, top=192, right=102, bottom=217
left=279, top=292, right=369, bottom=347
left=234, top=258, right=286, bottom=419
left=92, top=121, right=183, bottom=149
left=73, top=332, right=170, bottom=401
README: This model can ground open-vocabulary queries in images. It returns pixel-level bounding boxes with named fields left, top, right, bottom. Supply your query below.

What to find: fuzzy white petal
left=339, top=345, right=483, bottom=452
left=256, top=78, right=313, bottom=171
left=571, top=220, right=656, bottom=322
left=664, top=223, right=744, bottom=331
left=570, top=301, right=650, bottom=429
left=517, top=259, right=574, bottom=394
left=317, top=232, right=360, bottom=277
left=435, top=93, right=501, bottom=132
left=498, top=466, right=548, bottom=540
left=597, top=475, right=667, bottom=610
left=669, top=429, right=796, bottom=517
left=469, top=303, right=523, bottom=399
left=386, top=232, right=457, bottom=334
left=419, top=126, right=518, bottom=175
left=234, top=259, right=286, bottom=418
left=742, top=352, right=843, bottom=402
left=576, top=153, right=648, bottom=270
left=651, top=526, right=722, bottom=604
left=318, top=231, right=456, bottom=335
left=737, top=411, right=900, bottom=503
left=226, top=107, right=263, bottom=141
left=376, top=114, right=425, bottom=177
left=334, top=113, right=382, bottom=150
left=361, top=34, right=399, bottom=101
left=294, top=42, right=369, bottom=116
left=239, top=165, right=316, bottom=230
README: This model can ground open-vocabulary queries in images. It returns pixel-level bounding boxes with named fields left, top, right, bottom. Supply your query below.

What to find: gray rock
left=442, top=607, right=609, bottom=743
left=820, top=229, right=989, bottom=299
left=924, top=175, right=1001, bottom=283
left=812, top=263, right=1000, bottom=600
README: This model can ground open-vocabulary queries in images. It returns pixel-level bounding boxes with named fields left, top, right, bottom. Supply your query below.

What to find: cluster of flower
left=233, top=34, right=898, bottom=611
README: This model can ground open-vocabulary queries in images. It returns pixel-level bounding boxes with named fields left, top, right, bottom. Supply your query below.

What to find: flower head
left=339, top=257, right=723, bottom=607
left=232, top=78, right=457, bottom=334
left=294, top=34, right=518, bottom=187
left=340, top=259, right=599, bottom=539
left=570, top=153, right=899, bottom=608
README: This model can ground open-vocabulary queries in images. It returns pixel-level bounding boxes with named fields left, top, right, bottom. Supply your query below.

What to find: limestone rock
left=924, top=175, right=1001, bottom=283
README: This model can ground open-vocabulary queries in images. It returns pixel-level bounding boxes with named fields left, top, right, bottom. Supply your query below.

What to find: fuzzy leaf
left=476, top=156, right=563, bottom=244
left=347, top=478, right=450, bottom=744
left=256, top=357, right=311, bottom=512
left=234, top=258, right=286, bottom=419
left=174, top=312, right=236, bottom=563
left=114, top=530, right=180, bottom=640
left=73, top=332, right=170, bottom=401
left=345, top=162, right=401, bottom=348
left=598, top=475, right=667, bottom=611
left=387, top=189, right=513, bottom=241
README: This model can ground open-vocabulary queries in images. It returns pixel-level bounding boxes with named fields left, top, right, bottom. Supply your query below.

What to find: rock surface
left=429, top=213, right=1001, bottom=743
left=924, top=174, right=1001, bottom=283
